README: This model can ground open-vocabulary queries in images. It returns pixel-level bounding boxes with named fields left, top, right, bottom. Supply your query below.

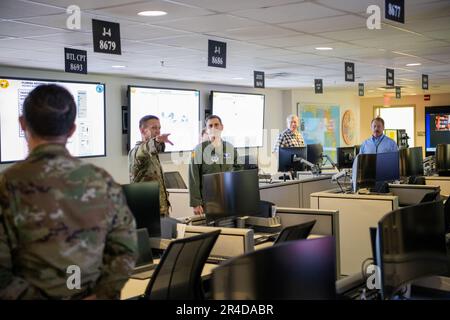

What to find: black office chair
left=143, top=230, right=220, bottom=300
left=122, top=181, right=161, bottom=237
left=420, top=190, right=440, bottom=203
left=273, top=220, right=316, bottom=244
left=212, top=237, right=337, bottom=299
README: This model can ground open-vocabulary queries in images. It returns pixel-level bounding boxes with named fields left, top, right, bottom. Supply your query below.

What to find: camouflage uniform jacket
left=128, top=138, right=170, bottom=215
left=0, top=144, right=137, bottom=300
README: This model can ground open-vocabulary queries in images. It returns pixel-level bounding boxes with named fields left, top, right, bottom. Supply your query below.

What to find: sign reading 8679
left=92, top=19, right=122, bottom=55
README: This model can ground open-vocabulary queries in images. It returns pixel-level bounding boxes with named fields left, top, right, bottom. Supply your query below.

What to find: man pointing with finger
left=129, top=115, right=172, bottom=216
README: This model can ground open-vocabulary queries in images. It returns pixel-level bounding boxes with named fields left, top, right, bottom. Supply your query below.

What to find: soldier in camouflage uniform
left=0, top=84, right=137, bottom=300
left=189, top=115, right=241, bottom=215
left=128, top=115, right=171, bottom=216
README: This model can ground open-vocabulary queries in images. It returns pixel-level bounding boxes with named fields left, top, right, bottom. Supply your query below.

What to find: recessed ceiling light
left=138, top=11, right=167, bottom=16
left=232, top=77, right=245, bottom=80
left=315, top=47, right=333, bottom=51
left=406, top=63, right=421, bottom=66
left=112, top=65, right=126, bottom=68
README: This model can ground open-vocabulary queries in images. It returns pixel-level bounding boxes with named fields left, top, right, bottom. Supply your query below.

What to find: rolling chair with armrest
left=273, top=220, right=316, bottom=244
left=420, top=190, right=440, bottom=203
left=143, top=230, right=220, bottom=300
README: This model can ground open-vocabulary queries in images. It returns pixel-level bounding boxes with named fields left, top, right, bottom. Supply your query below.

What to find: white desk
left=310, top=190, right=398, bottom=276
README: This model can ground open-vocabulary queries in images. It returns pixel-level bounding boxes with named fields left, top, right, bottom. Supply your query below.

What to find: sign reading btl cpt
left=65, top=48, right=87, bottom=74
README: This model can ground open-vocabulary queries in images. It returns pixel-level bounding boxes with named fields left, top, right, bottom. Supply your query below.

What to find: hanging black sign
left=315, top=79, right=323, bottom=94
left=345, top=62, right=355, bottom=82
left=396, top=86, right=401, bottom=99
left=385, top=0, right=405, bottom=24
left=386, top=68, right=395, bottom=87
left=208, top=40, right=226, bottom=68
left=64, top=48, right=87, bottom=74
left=358, top=83, right=364, bottom=97
left=92, top=19, right=121, bottom=55
left=422, top=74, right=429, bottom=90
left=254, top=71, right=265, bottom=88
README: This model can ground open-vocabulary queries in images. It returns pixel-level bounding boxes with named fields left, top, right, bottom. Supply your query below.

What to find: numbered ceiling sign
left=64, top=48, right=87, bottom=74
left=254, top=71, right=265, bottom=88
left=345, top=62, right=355, bottom=82
left=92, top=19, right=121, bottom=55
left=422, top=74, right=429, bottom=90
left=386, top=68, right=395, bottom=87
left=385, top=0, right=405, bottom=24
left=208, top=40, right=226, bottom=68
left=358, top=83, right=364, bottom=97
left=314, top=79, right=323, bottom=94
left=396, top=86, right=401, bottom=99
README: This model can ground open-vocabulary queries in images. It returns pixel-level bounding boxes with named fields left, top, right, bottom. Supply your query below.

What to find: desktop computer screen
left=278, top=147, right=307, bottom=173
left=307, top=144, right=323, bottom=166
left=436, top=144, right=450, bottom=176
left=122, top=182, right=161, bottom=237
left=352, top=153, right=377, bottom=192
left=202, top=169, right=260, bottom=223
left=377, top=200, right=449, bottom=300
left=399, top=147, right=424, bottom=178
left=337, top=146, right=356, bottom=169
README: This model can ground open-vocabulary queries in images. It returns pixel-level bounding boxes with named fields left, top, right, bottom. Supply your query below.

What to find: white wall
left=0, top=65, right=286, bottom=183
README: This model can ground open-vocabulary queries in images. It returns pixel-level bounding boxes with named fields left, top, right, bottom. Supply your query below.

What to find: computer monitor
left=376, top=200, right=449, bottom=300
left=307, top=144, right=323, bottom=166
left=278, top=147, right=307, bottom=173
left=212, top=237, right=336, bottom=299
left=376, top=151, right=400, bottom=184
left=164, top=171, right=187, bottom=189
left=436, top=144, right=450, bottom=176
left=337, top=146, right=356, bottom=169
left=352, top=153, right=377, bottom=192
left=202, top=169, right=260, bottom=224
left=122, top=182, right=161, bottom=237
left=399, top=147, right=424, bottom=178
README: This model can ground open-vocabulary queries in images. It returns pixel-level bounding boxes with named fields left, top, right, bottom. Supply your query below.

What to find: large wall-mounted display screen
left=0, top=77, right=106, bottom=163
left=129, top=86, right=200, bottom=152
left=211, top=91, right=265, bottom=148
left=425, top=106, right=450, bottom=155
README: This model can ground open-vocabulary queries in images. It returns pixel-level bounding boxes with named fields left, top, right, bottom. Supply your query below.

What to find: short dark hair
left=371, top=117, right=385, bottom=126
left=23, top=84, right=76, bottom=137
left=205, top=115, right=222, bottom=125
left=139, top=115, right=159, bottom=128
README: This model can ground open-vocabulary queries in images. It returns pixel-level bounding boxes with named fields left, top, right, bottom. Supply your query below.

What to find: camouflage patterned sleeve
left=0, top=176, right=44, bottom=300
left=92, top=175, right=137, bottom=300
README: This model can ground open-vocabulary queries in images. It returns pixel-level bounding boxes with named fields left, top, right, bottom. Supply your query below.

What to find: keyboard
left=254, top=233, right=279, bottom=245
left=132, top=263, right=156, bottom=274
left=206, top=255, right=228, bottom=264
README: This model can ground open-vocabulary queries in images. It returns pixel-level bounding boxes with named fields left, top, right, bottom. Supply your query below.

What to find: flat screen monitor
left=128, top=86, right=200, bottom=152
left=377, top=200, right=449, bottom=300
left=0, top=77, right=106, bottom=163
left=336, top=146, right=356, bottom=169
left=211, top=91, right=264, bottom=148
left=202, top=169, right=260, bottom=223
left=436, top=144, right=450, bottom=176
left=399, top=147, right=424, bottom=178
left=376, top=151, right=400, bottom=183
left=122, top=181, right=161, bottom=238
left=352, top=153, right=377, bottom=192
left=278, top=147, right=307, bottom=173
left=425, top=106, right=450, bottom=155
left=212, top=237, right=336, bottom=299
left=307, top=143, right=323, bottom=166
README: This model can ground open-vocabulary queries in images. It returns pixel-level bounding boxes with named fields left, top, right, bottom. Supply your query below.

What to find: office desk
left=388, top=184, right=441, bottom=206
left=120, top=234, right=322, bottom=299
left=425, top=176, right=450, bottom=196
left=168, top=175, right=335, bottom=219
left=310, top=189, right=398, bottom=276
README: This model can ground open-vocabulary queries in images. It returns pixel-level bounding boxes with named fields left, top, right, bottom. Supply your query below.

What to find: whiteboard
left=211, top=91, right=265, bottom=148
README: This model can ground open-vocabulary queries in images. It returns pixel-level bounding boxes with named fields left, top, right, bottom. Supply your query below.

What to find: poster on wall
left=296, top=103, right=340, bottom=161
